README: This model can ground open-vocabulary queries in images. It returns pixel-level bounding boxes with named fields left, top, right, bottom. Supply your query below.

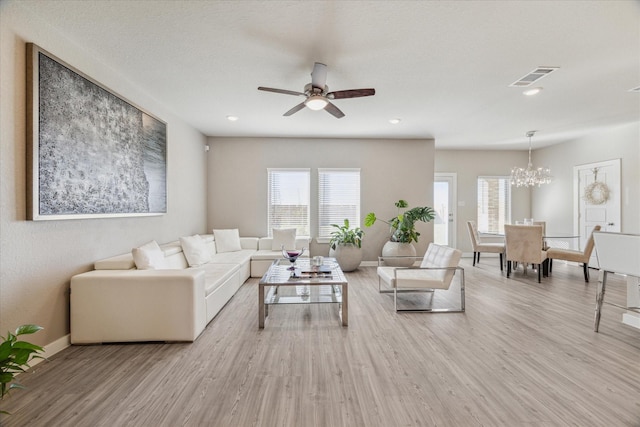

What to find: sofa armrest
left=70, top=269, right=207, bottom=344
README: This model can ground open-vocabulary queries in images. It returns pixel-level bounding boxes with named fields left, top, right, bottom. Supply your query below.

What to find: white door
left=574, top=159, right=621, bottom=267
left=434, top=173, right=457, bottom=247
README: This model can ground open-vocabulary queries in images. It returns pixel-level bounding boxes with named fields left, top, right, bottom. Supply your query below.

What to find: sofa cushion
left=208, top=249, right=255, bottom=265
left=213, top=229, right=242, bottom=253
left=271, top=228, right=296, bottom=250
left=180, top=235, right=212, bottom=267
left=193, top=263, right=240, bottom=297
left=132, top=241, right=166, bottom=270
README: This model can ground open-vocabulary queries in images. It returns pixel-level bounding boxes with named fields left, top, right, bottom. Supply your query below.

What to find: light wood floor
left=2, top=260, right=639, bottom=426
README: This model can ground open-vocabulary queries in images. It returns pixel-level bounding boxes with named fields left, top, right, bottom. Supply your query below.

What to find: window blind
left=477, top=176, right=511, bottom=234
left=318, top=168, right=361, bottom=239
left=267, top=169, right=310, bottom=237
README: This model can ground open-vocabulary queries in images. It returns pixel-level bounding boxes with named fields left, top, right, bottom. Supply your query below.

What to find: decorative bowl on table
left=281, top=245, right=305, bottom=270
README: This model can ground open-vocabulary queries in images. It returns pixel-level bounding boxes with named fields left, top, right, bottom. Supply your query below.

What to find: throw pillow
left=213, top=228, right=242, bottom=253
left=272, top=228, right=296, bottom=250
left=132, top=240, right=166, bottom=270
left=180, top=234, right=211, bottom=267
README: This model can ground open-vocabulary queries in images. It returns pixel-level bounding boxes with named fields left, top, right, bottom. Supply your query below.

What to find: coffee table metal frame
left=258, top=257, right=348, bottom=328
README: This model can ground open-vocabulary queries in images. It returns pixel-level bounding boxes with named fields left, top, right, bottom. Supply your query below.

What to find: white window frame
left=317, top=168, right=361, bottom=242
left=477, top=175, right=511, bottom=234
left=267, top=168, right=310, bottom=238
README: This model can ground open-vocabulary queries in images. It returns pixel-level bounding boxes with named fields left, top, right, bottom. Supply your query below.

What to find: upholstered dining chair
left=533, top=221, right=549, bottom=249
left=466, top=221, right=505, bottom=270
left=504, top=224, right=548, bottom=283
left=547, top=225, right=601, bottom=282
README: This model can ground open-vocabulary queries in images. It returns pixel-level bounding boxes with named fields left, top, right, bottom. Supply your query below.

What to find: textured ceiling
left=16, top=0, right=640, bottom=149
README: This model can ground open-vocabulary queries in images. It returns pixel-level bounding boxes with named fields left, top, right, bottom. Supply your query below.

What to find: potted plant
left=328, top=219, right=364, bottom=272
left=364, top=199, right=435, bottom=266
left=1, top=324, right=44, bottom=415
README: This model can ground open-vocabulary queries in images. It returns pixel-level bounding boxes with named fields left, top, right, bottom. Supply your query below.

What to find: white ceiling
left=20, top=0, right=640, bottom=149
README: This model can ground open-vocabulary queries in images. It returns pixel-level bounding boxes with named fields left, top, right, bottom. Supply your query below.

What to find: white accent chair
left=466, top=221, right=505, bottom=271
left=377, top=243, right=464, bottom=312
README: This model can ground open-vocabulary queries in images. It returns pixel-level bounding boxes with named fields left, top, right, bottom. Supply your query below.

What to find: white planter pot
left=381, top=241, right=416, bottom=267
left=329, top=244, right=362, bottom=272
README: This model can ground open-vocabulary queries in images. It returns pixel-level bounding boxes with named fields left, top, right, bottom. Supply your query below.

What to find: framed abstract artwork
left=26, top=43, right=167, bottom=220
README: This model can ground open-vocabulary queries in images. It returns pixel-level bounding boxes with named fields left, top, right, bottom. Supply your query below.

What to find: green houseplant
left=329, top=219, right=364, bottom=250
left=364, top=199, right=435, bottom=244
left=328, top=219, right=364, bottom=272
left=365, top=200, right=435, bottom=266
left=1, top=324, right=44, bottom=414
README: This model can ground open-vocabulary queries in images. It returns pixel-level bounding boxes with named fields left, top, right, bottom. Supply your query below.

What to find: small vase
left=381, top=241, right=416, bottom=267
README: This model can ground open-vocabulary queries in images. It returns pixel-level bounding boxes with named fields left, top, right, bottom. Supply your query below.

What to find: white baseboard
left=31, top=334, right=70, bottom=367
left=622, top=312, right=640, bottom=330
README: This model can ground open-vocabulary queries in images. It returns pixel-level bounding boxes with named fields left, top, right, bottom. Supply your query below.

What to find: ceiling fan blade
left=324, top=102, right=345, bottom=119
left=258, top=86, right=306, bottom=97
left=283, top=102, right=306, bottom=116
left=311, top=62, right=327, bottom=89
left=327, top=88, right=376, bottom=99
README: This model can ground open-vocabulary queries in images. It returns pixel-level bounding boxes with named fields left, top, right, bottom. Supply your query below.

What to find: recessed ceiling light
left=523, top=87, right=543, bottom=96
left=389, top=118, right=401, bottom=124
left=226, top=115, right=239, bottom=121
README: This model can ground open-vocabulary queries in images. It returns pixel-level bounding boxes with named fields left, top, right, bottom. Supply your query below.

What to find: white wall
left=435, top=150, right=531, bottom=254
left=0, top=2, right=208, bottom=346
left=532, top=122, right=640, bottom=234
left=207, top=137, right=435, bottom=261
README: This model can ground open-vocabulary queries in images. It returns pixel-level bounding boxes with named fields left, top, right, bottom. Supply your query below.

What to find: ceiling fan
left=258, top=62, right=375, bottom=119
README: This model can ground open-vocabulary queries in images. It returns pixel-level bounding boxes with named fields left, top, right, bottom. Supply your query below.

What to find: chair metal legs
left=391, top=270, right=465, bottom=313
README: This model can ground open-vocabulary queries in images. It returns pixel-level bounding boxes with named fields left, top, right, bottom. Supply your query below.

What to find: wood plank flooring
left=2, top=260, right=639, bottom=426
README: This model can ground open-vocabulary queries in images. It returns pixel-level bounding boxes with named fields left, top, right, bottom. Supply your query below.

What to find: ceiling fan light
left=305, top=95, right=328, bottom=111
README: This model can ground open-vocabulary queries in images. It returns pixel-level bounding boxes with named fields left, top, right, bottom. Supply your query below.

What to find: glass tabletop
left=260, top=257, right=347, bottom=285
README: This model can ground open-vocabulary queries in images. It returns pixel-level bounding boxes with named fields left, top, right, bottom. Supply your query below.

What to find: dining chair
left=547, top=225, right=601, bottom=282
left=466, top=221, right=505, bottom=271
left=533, top=221, right=549, bottom=249
left=504, top=224, right=548, bottom=283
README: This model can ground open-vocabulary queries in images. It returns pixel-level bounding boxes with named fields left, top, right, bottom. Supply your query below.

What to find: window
left=267, top=169, right=310, bottom=237
left=477, top=176, right=511, bottom=234
left=318, top=168, right=361, bottom=239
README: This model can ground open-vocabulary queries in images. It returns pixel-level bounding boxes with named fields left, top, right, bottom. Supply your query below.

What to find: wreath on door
left=583, top=168, right=610, bottom=205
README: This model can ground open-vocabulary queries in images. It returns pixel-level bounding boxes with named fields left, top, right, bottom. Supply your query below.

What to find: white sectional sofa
left=70, top=234, right=258, bottom=344
left=250, top=236, right=310, bottom=278
left=70, top=232, right=310, bottom=344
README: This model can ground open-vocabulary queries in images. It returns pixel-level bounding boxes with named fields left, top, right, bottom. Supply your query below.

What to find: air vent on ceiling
left=629, top=86, right=640, bottom=93
left=509, top=67, right=559, bottom=87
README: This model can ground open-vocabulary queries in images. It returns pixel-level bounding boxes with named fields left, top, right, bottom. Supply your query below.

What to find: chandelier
left=510, top=131, right=552, bottom=187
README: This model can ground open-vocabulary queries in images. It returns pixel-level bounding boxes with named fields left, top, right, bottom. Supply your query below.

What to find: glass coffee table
left=258, top=257, right=348, bottom=328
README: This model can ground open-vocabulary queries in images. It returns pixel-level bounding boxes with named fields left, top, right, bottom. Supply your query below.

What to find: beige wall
left=207, top=137, right=435, bottom=261
left=435, top=150, right=531, bottom=254
left=0, top=2, right=208, bottom=346
left=531, top=122, right=640, bottom=235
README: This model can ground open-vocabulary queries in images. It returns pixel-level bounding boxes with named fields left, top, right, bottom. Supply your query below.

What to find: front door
left=434, top=173, right=457, bottom=247
left=574, top=159, right=621, bottom=267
